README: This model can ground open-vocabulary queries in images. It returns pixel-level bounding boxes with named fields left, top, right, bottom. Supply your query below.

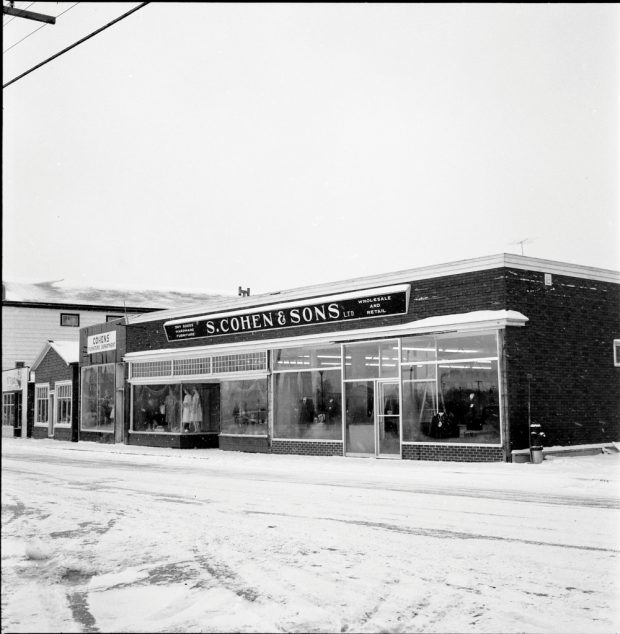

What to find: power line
left=3, top=2, right=37, bottom=26
left=3, top=3, right=80, bottom=54
left=3, top=2, right=149, bottom=89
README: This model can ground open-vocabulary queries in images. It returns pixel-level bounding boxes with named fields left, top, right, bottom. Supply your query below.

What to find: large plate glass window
left=81, top=365, right=115, bottom=432
left=131, top=383, right=220, bottom=434
left=401, top=331, right=501, bottom=444
left=273, top=345, right=342, bottom=440
left=220, top=379, right=268, bottom=436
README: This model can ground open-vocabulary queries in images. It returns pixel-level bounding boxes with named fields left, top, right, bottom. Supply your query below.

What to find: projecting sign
left=164, top=285, right=410, bottom=342
left=87, top=331, right=117, bottom=354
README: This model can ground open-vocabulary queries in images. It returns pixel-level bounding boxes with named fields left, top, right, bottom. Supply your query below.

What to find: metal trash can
left=530, top=447, right=544, bottom=464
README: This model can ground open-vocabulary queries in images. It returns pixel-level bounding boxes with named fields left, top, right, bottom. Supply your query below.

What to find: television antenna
left=510, top=238, right=535, bottom=256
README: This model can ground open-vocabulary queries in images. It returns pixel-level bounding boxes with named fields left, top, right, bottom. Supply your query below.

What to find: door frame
left=48, top=391, right=55, bottom=437
left=375, top=379, right=401, bottom=459
left=344, top=378, right=402, bottom=459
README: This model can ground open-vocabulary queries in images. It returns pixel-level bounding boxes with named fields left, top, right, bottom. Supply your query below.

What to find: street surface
left=2, top=438, right=619, bottom=633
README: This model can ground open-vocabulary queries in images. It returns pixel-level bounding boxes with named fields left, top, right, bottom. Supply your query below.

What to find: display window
left=273, top=344, right=342, bottom=440
left=81, top=365, right=115, bottom=432
left=131, top=383, right=219, bottom=434
left=220, top=379, right=268, bottom=436
left=34, top=384, right=49, bottom=425
left=2, top=393, right=16, bottom=428
left=55, top=382, right=72, bottom=426
left=401, top=332, right=501, bottom=444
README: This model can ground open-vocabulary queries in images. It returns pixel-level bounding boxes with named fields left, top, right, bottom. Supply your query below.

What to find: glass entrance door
left=345, top=380, right=401, bottom=457
left=377, top=381, right=400, bottom=456
left=345, top=380, right=375, bottom=454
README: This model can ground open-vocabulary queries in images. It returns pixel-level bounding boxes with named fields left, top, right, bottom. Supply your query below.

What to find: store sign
left=164, top=285, right=410, bottom=342
left=87, top=331, right=117, bottom=354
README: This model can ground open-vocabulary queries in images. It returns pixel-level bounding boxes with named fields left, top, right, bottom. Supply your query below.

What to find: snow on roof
left=30, top=340, right=80, bottom=371
left=49, top=341, right=80, bottom=365
left=2, top=280, right=232, bottom=309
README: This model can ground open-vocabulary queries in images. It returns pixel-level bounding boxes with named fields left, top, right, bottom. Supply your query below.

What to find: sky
left=2, top=3, right=619, bottom=295
left=3, top=438, right=619, bottom=633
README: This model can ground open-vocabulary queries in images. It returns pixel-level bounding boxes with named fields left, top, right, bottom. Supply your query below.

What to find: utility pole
left=3, top=2, right=56, bottom=24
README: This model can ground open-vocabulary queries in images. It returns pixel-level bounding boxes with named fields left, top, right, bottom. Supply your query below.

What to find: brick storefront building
left=79, top=254, right=620, bottom=462
left=30, top=341, right=80, bottom=443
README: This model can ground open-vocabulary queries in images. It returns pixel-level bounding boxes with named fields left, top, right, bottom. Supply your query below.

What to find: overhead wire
left=3, top=3, right=80, bottom=54
left=3, top=2, right=149, bottom=88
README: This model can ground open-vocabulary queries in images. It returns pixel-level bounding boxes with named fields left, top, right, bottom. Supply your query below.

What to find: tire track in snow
left=245, top=510, right=619, bottom=554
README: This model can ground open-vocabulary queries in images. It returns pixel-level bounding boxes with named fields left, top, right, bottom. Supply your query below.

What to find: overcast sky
left=3, top=3, right=618, bottom=295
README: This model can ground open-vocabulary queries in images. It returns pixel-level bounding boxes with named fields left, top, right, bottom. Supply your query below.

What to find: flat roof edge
left=127, top=253, right=619, bottom=325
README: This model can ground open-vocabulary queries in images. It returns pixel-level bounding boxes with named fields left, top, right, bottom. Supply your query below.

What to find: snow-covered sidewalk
left=2, top=438, right=619, bottom=633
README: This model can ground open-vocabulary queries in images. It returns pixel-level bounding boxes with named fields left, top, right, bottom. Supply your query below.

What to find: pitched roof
left=31, top=340, right=80, bottom=372
left=2, top=280, right=232, bottom=310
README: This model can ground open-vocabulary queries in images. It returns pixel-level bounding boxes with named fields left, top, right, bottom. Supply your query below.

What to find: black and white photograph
left=2, top=3, right=619, bottom=633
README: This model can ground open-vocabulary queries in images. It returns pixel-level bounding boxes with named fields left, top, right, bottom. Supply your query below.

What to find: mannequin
left=190, top=386, right=203, bottom=432
left=182, top=387, right=192, bottom=432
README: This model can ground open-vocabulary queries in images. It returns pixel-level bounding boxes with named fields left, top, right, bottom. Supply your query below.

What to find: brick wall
left=504, top=269, right=620, bottom=450
left=53, top=428, right=72, bottom=442
left=124, top=269, right=507, bottom=354
left=219, top=435, right=269, bottom=453
left=271, top=440, right=344, bottom=456
left=79, top=431, right=115, bottom=444
left=127, top=433, right=218, bottom=449
left=33, top=348, right=72, bottom=385
left=31, top=427, right=48, bottom=440
left=402, top=444, right=504, bottom=462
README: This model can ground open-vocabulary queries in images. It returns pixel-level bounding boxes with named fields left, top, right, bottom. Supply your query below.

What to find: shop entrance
left=344, top=380, right=400, bottom=457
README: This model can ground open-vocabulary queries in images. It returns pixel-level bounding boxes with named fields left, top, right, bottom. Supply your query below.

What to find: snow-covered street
left=2, top=438, right=619, bottom=633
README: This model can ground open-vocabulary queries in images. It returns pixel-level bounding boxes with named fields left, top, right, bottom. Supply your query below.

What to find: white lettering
left=290, top=308, right=301, bottom=324
left=328, top=303, right=340, bottom=319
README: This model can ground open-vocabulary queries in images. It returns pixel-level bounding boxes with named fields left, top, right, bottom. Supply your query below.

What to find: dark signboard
left=164, top=286, right=410, bottom=342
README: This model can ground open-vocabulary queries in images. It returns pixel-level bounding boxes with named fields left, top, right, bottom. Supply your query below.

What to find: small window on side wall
left=614, top=340, right=620, bottom=367
left=106, top=315, right=124, bottom=323
left=60, top=313, right=80, bottom=327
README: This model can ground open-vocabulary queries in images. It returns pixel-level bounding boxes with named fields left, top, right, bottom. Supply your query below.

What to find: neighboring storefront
left=2, top=365, right=30, bottom=438
left=81, top=254, right=620, bottom=461
left=30, top=341, right=79, bottom=442
left=79, top=324, right=127, bottom=444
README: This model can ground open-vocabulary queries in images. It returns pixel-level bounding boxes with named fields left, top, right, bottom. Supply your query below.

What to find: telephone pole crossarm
left=3, top=5, right=56, bottom=24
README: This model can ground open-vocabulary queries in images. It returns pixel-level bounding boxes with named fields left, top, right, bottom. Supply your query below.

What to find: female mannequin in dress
left=190, top=386, right=203, bottom=432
